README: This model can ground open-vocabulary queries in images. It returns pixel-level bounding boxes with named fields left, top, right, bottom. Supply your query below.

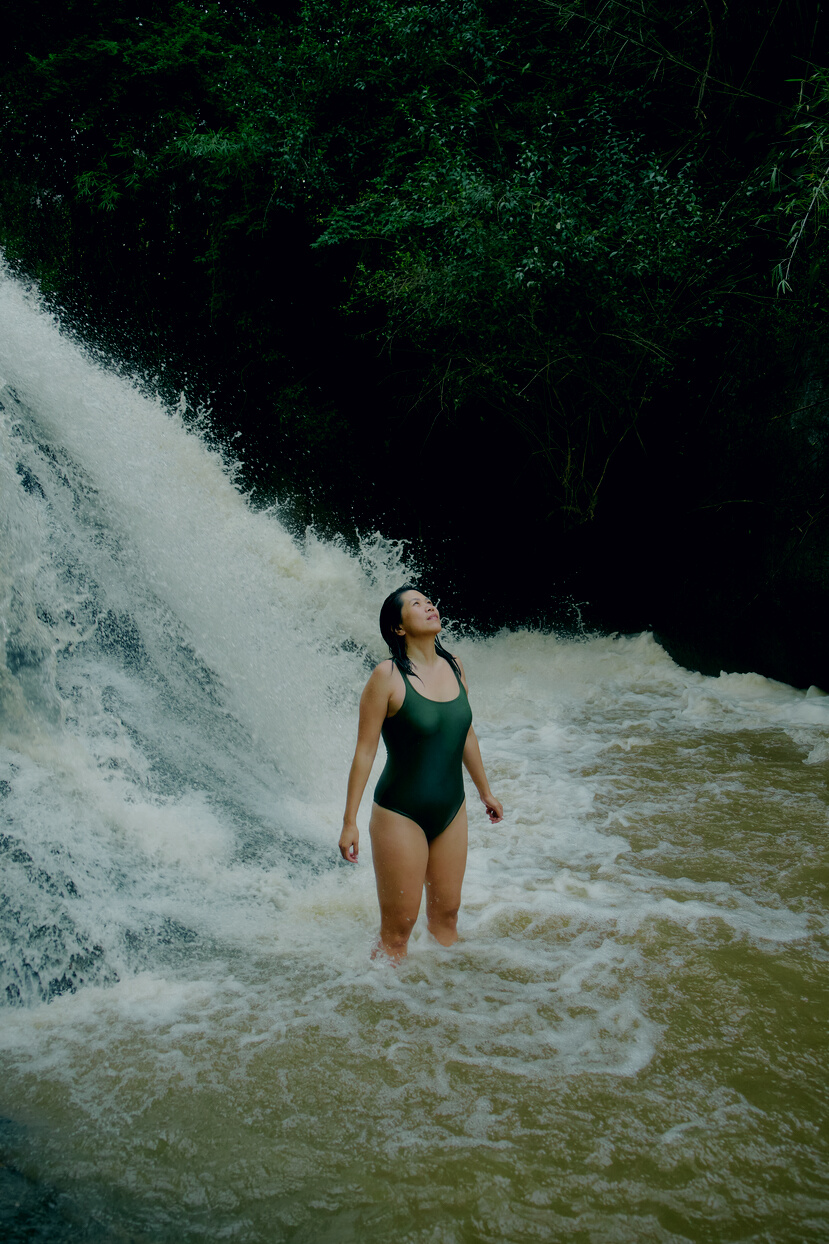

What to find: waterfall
left=1, top=264, right=827, bottom=1243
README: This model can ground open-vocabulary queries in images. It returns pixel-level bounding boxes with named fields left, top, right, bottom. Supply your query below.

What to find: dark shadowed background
left=2, top=0, right=827, bottom=686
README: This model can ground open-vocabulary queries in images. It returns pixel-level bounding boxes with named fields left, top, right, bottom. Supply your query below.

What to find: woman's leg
left=369, top=804, right=429, bottom=962
left=424, top=803, right=468, bottom=947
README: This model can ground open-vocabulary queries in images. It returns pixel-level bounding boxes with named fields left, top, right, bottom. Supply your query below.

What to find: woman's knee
left=426, top=894, right=460, bottom=925
left=381, top=911, right=417, bottom=944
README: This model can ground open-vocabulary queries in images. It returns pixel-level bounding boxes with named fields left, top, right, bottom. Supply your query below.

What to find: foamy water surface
left=1, top=267, right=827, bottom=1242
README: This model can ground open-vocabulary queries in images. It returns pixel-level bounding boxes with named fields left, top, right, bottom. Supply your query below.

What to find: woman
left=339, top=585, right=503, bottom=961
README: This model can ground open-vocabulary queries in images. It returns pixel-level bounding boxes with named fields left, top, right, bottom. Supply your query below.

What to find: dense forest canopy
left=1, top=1, right=827, bottom=683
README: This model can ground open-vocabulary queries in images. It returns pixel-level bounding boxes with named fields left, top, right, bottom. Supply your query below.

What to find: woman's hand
left=339, top=822, right=359, bottom=862
left=481, top=792, right=504, bottom=824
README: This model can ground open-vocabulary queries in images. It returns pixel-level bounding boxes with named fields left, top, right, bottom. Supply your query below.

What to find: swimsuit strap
left=400, top=658, right=464, bottom=701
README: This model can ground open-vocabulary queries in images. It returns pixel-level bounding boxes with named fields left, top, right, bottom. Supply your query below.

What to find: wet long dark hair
left=379, top=584, right=462, bottom=682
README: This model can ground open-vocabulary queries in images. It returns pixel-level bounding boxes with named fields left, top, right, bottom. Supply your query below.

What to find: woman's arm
left=463, top=727, right=503, bottom=823
left=338, top=663, right=393, bottom=862
left=457, top=658, right=503, bottom=824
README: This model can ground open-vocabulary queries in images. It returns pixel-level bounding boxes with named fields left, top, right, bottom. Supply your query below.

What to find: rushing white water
left=1, top=266, right=828, bottom=1242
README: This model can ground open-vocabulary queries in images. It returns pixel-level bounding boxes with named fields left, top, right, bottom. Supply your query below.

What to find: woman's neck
left=405, top=638, right=439, bottom=668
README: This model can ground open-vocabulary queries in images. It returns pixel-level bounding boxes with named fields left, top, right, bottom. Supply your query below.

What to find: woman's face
left=396, top=591, right=441, bottom=637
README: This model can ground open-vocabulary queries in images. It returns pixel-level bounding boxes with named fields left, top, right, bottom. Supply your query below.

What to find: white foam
left=1, top=265, right=828, bottom=1236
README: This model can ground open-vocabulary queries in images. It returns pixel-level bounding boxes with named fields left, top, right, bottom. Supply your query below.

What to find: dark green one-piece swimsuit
left=374, top=660, right=473, bottom=842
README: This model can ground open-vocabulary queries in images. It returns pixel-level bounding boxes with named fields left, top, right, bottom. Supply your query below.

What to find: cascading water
left=1, top=264, right=827, bottom=1242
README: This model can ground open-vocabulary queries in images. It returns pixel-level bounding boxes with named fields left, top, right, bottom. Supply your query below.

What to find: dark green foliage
left=1, top=1, right=828, bottom=678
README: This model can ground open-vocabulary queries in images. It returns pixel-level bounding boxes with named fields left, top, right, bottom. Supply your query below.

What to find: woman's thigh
left=424, top=803, right=468, bottom=911
left=369, top=803, right=430, bottom=920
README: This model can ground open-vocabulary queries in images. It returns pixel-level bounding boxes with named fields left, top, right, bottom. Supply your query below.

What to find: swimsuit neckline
left=402, top=666, right=462, bottom=705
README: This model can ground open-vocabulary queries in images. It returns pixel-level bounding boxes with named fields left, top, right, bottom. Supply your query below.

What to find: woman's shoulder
left=452, top=653, right=469, bottom=691
left=366, top=659, right=400, bottom=688
left=360, top=659, right=400, bottom=711
left=362, top=658, right=404, bottom=703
